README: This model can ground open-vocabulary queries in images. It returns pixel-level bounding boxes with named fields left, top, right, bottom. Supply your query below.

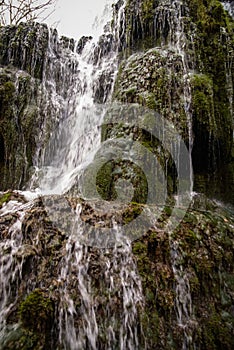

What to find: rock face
left=0, top=22, right=79, bottom=190
left=112, top=0, right=234, bottom=204
left=0, top=191, right=233, bottom=349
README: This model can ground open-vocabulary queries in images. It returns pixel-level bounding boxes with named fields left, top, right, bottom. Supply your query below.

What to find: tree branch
left=0, top=0, right=57, bottom=25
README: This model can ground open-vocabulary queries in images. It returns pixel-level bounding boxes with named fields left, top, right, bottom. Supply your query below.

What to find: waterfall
left=150, top=1, right=196, bottom=343
left=0, top=1, right=146, bottom=349
left=35, top=1, right=195, bottom=347
left=168, top=2, right=195, bottom=343
left=2, top=1, right=232, bottom=349
left=40, top=3, right=146, bottom=347
left=32, top=4, right=203, bottom=348
left=161, top=0, right=194, bottom=194
left=175, top=1, right=194, bottom=195
left=30, top=1, right=125, bottom=196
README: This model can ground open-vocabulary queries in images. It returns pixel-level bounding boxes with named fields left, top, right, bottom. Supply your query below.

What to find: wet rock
left=76, top=35, right=93, bottom=54
left=0, top=193, right=233, bottom=349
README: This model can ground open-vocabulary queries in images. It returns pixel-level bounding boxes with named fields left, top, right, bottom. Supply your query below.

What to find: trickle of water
left=173, top=0, right=194, bottom=194
left=58, top=224, right=99, bottom=349
left=57, top=213, right=144, bottom=350
left=0, top=202, right=33, bottom=344
left=141, top=0, right=194, bottom=193
left=222, top=1, right=234, bottom=18
left=170, top=240, right=196, bottom=350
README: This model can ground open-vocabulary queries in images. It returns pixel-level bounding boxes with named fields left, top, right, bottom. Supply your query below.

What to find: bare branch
left=0, top=0, right=57, bottom=26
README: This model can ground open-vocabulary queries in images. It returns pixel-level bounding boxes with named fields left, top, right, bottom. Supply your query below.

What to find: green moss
left=140, top=310, right=159, bottom=345
left=0, top=80, right=15, bottom=118
left=0, top=192, right=11, bottom=207
left=191, top=74, right=215, bottom=130
left=132, top=240, right=147, bottom=254
left=188, top=0, right=233, bottom=158
left=141, top=0, right=155, bottom=20
left=96, top=156, right=149, bottom=204
left=0, top=69, right=43, bottom=190
left=124, top=0, right=158, bottom=50
left=19, top=289, right=54, bottom=334
left=138, top=92, right=157, bottom=110
left=96, top=160, right=116, bottom=200
left=202, top=306, right=234, bottom=349
left=0, top=326, right=39, bottom=350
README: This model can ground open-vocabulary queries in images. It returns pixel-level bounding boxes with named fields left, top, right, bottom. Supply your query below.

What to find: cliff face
left=0, top=22, right=78, bottom=190
left=112, top=0, right=234, bottom=203
left=0, top=21, right=121, bottom=191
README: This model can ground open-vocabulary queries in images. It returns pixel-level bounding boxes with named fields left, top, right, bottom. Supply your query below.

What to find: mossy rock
left=0, top=192, right=12, bottom=208
left=19, top=289, right=54, bottom=334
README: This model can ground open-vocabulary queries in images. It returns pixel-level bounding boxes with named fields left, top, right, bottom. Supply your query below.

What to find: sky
left=45, top=0, right=116, bottom=39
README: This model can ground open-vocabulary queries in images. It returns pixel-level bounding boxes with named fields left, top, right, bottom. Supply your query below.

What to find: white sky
left=46, top=0, right=116, bottom=39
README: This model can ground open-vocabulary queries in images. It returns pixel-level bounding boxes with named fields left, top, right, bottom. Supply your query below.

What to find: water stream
left=35, top=1, right=145, bottom=348
left=157, top=2, right=195, bottom=344
left=32, top=1, right=124, bottom=196
left=0, top=201, right=34, bottom=343
left=58, top=218, right=143, bottom=350
left=170, top=240, right=195, bottom=350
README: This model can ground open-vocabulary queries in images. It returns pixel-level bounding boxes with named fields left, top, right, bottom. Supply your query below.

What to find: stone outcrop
left=0, top=22, right=79, bottom=190
left=112, top=0, right=234, bottom=204
left=0, top=191, right=233, bottom=349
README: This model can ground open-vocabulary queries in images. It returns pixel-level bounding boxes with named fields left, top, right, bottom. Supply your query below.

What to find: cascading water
left=155, top=0, right=194, bottom=193
left=33, top=1, right=124, bottom=195
left=33, top=1, right=145, bottom=348
left=58, top=215, right=143, bottom=350
left=2, top=1, right=231, bottom=349
left=152, top=1, right=196, bottom=343
left=170, top=241, right=196, bottom=350
left=0, top=200, right=34, bottom=344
